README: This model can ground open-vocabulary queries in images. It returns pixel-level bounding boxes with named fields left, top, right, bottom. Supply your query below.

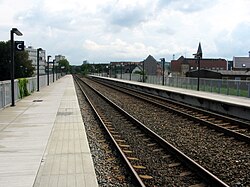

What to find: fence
left=92, top=73, right=250, bottom=98
left=0, top=73, right=63, bottom=109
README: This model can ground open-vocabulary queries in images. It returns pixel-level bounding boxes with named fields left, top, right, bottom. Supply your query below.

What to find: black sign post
left=10, top=28, right=23, bottom=106
left=193, top=42, right=203, bottom=91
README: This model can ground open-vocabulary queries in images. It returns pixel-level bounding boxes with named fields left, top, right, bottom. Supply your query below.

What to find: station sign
left=15, top=41, right=25, bottom=51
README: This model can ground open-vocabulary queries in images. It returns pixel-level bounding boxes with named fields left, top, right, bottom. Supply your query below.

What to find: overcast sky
left=1, top=0, right=250, bottom=65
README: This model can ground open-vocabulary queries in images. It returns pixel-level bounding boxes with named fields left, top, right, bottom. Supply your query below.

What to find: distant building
left=132, top=65, right=143, bottom=74
left=110, top=61, right=141, bottom=77
left=25, top=46, right=46, bottom=75
left=186, top=69, right=250, bottom=80
left=142, top=55, right=167, bottom=76
left=143, top=55, right=158, bottom=75
left=55, top=55, right=65, bottom=63
left=233, top=56, right=250, bottom=70
left=228, top=60, right=233, bottom=70
left=110, top=55, right=167, bottom=77
left=110, top=61, right=141, bottom=67
left=171, top=56, right=228, bottom=77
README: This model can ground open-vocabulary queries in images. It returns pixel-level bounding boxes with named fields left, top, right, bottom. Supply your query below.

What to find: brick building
left=171, top=56, right=228, bottom=77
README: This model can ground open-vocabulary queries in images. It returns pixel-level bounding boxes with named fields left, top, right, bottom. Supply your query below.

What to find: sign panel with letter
left=15, top=41, right=24, bottom=51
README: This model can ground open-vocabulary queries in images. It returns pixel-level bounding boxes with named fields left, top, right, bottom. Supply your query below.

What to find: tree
left=15, top=50, right=34, bottom=78
left=81, top=61, right=91, bottom=75
left=0, top=40, right=34, bottom=81
left=57, top=59, right=70, bottom=74
left=70, top=65, right=81, bottom=74
left=0, top=41, right=10, bottom=81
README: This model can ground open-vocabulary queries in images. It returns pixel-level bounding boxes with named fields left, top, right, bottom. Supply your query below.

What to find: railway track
left=91, top=77, right=250, bottom=144
left=74, top=75, right=229, bottom=187
left=82, top=75, right=250, bottom=186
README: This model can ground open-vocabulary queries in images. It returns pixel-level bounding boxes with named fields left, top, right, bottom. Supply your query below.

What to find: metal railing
left=93, top=73, right=250, bottom=98
left=0, top=74, right=63, bottom=109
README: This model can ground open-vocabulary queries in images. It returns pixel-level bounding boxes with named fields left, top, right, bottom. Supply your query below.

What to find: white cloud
left=103, top=0, right=155, bottom=28
left=1, top=0, right=250, bottom=64
left=83, top=39, right=156, bottom=61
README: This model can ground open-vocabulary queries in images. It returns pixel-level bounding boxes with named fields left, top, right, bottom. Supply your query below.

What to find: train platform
left=0, top=75, right=98, bottom=187
left=91, top=76, right=250, bottom=120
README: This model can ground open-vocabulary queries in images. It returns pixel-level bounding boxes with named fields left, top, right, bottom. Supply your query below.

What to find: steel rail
left=92, top=77, right=250, bottom=143
left=74, top=76, right=146, bottom=187
left=76, top=75, right=229, bottom=187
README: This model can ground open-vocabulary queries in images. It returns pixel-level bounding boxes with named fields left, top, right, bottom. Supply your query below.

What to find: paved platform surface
left=96, top=76, right=250, bottom=107
left=0, top=75, right=98, bottom=187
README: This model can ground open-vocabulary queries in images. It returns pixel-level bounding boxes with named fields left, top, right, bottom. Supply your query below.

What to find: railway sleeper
left=139, top=175, right=153, bottom=180
left=153, top=148, right=163, bottom=152
left=221, top=125, right=238, bottom=129
left=168, top=162, right=181, bottom=168
left=123, top=150, right=133, bottom=154
left=189, top=183, right=206, bottom=187
left=162, top=155, right=172, bottom=159
left=147, top=143, right=156, bottom=147
left=217, top=123, right=231, bottom=126
left=110, top=131, right=119, bottom=134
left=195, top=114, right=205, bottom=117
left=133, top=165, right=147, bottom=170
left=119, top=144, right=130, bottom=148
left=198, top=116, right=209, bottom=119
left=180, top=171, right=193, bottom=177
left=232, top=129, right=247, bottom=132
left=127, top=157, right=139, bottom=161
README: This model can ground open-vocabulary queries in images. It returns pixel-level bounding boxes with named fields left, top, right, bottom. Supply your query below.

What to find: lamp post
left=55, top=65, right=57, bottom=80
left=52, top=60, right=55, bottom=82
left=120, top=63, right=123, bottom=79
left=47, top=55, right=51, bottom=86
left=160, top=58, right=165, bottom=85
left=20, top=65, right=23, bottom=78
left=142, top=60, right=145, bottom=82
left=106, top=65, right=109, bottom=77
left=61, top=66, right=65, bottom=76
left=37, top=48, right=43, bottom=91
left=129, top=62, right=132, bottom=81
left=109, top=65, right=112, bottom=78
left=10, top=28, right=22, bottom=106
left=114, top=65, right=117, bottom=78
left=193, top=42, right=202, bottom=91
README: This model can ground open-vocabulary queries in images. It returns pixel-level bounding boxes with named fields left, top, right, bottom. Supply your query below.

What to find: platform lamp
left=55, top=64, right=57, bottom=80
left=47, top=55, right=51, bottom=86
left=37, top=48, right=43, bottom=91
left=193, top=42, right=202, bottom=91
left=129, top=62, right=132, bottom=81
left=160, top=58, right=165, bottom=85
left=109, top=64, right=112, bottom=78
left=142, top=60, right=145, bottom=82
left=10, top=28, right=23, bottom=106
left=120, top=63, right=123, bottom=79
left=52, top=60, right=55, bottom=82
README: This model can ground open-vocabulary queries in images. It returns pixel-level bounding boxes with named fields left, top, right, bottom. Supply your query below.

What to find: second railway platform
left=90, top=75, right=250, bottom=121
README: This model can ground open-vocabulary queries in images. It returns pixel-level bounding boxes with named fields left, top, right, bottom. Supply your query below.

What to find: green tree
left=57, top=59, right=70, bottom=74
left=0, top=41, right=10, bottom=81
left=0, top=40, right=34, bottom=81
left=70, top=65, right=81, bottom=74
left=81, top=61, right=91, bottom=75
left=15, top=50, right=34, bottom=78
